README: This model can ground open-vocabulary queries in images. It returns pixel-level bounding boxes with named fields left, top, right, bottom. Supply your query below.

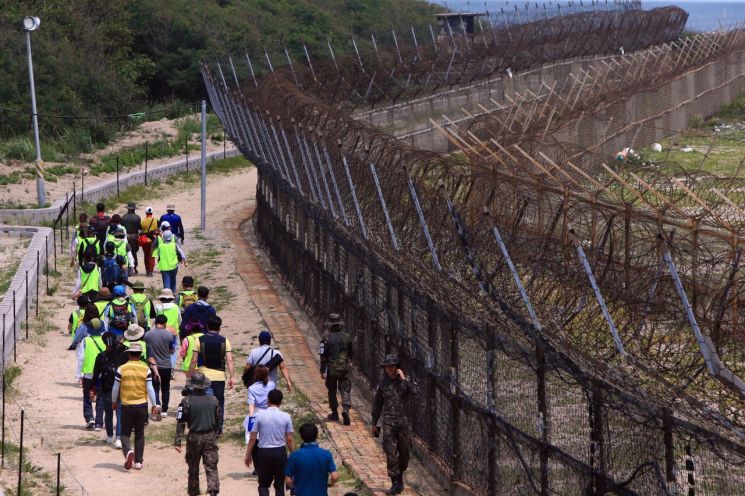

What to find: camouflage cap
left=380, top=354, right=400, bottom=367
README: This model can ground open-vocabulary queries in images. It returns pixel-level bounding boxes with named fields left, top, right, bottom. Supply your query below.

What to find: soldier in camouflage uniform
left=371, top=354, right=419, bottom=495
left=174, top=372, right=223, bottom=496
left=320, top=313, right=353, bottom=425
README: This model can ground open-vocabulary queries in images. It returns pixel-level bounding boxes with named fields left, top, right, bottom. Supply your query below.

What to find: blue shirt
left=286, top=443, right=337, bottom=496
left=251, top=407, right=293, bottom=448
left=159, top=212, right=184, bottom=241
left=248, top=380, right=276, bottom=409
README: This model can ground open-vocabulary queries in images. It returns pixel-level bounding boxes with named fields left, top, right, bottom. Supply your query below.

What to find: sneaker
left=327, top=412, right=339, bottom=422
left=106, top=436, right=114, bottom=444
left=161, top=411, right=167, bottom=418
left=86, top=420, right=95, bottom=430
left=115, top=438, right=122, bottom=449
left=342, top=412, right=350, bottom=426
left=124, top=450, right=135, bottom=471
left=133, top=462, right=143, bottom=470
left=94, top=426, right=102, bottom=432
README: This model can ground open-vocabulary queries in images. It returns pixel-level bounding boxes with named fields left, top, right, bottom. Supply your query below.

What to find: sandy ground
left=0, top=115, right=232, bottom=208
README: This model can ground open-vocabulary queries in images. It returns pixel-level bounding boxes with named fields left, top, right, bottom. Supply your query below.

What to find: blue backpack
left=102, top=255, right=121, bottom=286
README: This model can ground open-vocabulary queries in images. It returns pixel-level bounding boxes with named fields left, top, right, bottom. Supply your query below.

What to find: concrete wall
left=0, top=226, right=53, bottom=367
left=0, top=148, right=240, bottom=224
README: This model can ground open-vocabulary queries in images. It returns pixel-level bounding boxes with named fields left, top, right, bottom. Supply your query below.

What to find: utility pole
left=23, top=16, right=46, bottom=207
left=200, top=99, right=207, bottom=230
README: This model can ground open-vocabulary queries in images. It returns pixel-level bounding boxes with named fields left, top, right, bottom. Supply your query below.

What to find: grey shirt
left=247, top=345, right=283, bottom=384
left=251, top=406, right=293, bottom=448
left=144, top=327, right=176, bottom=369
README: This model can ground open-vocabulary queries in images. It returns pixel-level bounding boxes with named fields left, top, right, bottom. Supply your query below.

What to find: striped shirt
left=115, top=361, right=152, bottom=405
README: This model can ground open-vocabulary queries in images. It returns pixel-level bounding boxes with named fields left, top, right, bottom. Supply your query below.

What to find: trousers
left=82, top=378, right=103, bottom=426
left=153, top=367, right=172, bottom=412
left=383, top=424, right=411, bottom=479
left=325, top=374, right=351, bottom=413
left=161, top=268, right=178, bottom=293
left=141, top=240, right=155, bottom=275
left=120, top=404, right=148, bottom=463
left=206, top=380, right=225, bottom=431
left=127, top=234, right=140, bottom=269
left=185, top=431, right=219, bottom=496
left=256, top=446, right=287, bottom=496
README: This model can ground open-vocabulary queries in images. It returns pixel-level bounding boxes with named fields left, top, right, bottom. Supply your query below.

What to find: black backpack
left=109, top=300, right=131, bottom=330
left=78, top=239, right=98, bottom=266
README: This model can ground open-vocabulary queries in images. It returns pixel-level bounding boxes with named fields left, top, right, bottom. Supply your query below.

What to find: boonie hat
left=124, top=324, right=145, bottom=342
left=189, top=372, right=211, bottom=390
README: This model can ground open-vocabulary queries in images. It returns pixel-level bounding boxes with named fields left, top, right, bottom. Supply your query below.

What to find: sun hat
left=189, top=372, right=211, bottom=390
left=124, top=324, right=145, bottom=342
left=158, top=288, right=175, bottom=300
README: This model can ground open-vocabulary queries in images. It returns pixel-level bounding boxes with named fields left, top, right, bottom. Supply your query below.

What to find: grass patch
left=4, top=364, right=22, bottom=395
left=210, top=285, right=235, bottom=312
left=176, top=114, right=222, bottom=144
left=90, top=138, right=199, bottom=176
left=1, top=440, right=63, bottom=496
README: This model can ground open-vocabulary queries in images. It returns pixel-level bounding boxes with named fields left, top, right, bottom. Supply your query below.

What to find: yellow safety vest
left=80, top=266, right=101, bottom=294
left=112, top=239, right=128, bottom=258
left=82, top=335, right=105, bottom=375
left=181, top=332, right=203, bottom=371
left=158, top=304, right=180, bottom=331
left=70, top=308, right=84, bottom=335
left=154, top=240, right=178, bottom=271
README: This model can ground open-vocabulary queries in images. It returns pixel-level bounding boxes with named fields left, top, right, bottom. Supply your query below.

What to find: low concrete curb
left=0, top=148, right=239, bottom=224
left=0, top=225, right=53, bottom=366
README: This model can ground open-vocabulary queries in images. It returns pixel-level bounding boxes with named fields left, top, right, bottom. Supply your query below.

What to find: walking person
left=190, top=316, right=235, bottom=434
left=68, top=295, right=90, bottom=337
left=101, top=241, right=128, bottom=290
left=180, top=321, right=205, bottom=378
left=102, top=285, right=137, bottom=337
left=152, top=230, right=187, bottom=293
left=88, top=202, right=111, bottom=253
left=111, top=226, right=135, bottom=278
left=245, top=365, right=275, bottom=443
left=92, top=330, right=129, bottom=445
left=74, top=236, right=102, bottom=300
left=79, top=318, right=106, bottom=430
left=320, top=313, right=352, bottom=425
left=121, top=202, right=142, bottom=275
left=129, top=281, right=156, bottom=332
left=245, top=330, right=293, bottom=391
left=70, top=213, right=89, bottom=267
left=174, top=372, right=222, bottom=496
left=180, top=286, right=215, bottom=335
left=156, top=288, right=182, bottom=332
left=140, top=207, right=159, bottom=277
left=160, top=204, right=184, bottom=244
left=177, top=276, right=197, bottom=312
left=145, top=315, right=177, bottom=418
left=371, top=354, right=420, bottom=495
left=285, top=423, right=340, bottom=496
left=112, top=343, right=159, bottom=471
left=245, top=389, right=295, bottom=496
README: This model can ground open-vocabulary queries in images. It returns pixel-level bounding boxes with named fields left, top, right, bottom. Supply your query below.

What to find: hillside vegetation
left=0, top=0, right=441, bottom=153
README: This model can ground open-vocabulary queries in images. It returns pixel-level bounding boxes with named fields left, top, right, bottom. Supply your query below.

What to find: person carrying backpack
left=89, top=203, right=111, bottom=253
left=244, top=330, right=293, bottom=391
left=130, top=281, right=156, bottom=332
left=68, top=295, right=90, bottom=337
left=177, top=276, right=197, bottom=312
left=102, top=242, right=128, bottom=290
left=74, top=250, right=102, bottom=300
left=80, top=318, right=106, bottom=430
left=179, top=287, right=215, bottom=335
left=70, top=213, right=89, bottom=268
left=320, top=313, right=353, bottom=426
left=107, top=214, right=126, bottom=243
left=103, top=285, right=137, bottom=336
left=93, top=330, right=129, bottom=445
left=112, top=226, right=135, bottom=276
left=180, top=321, right=205, bottom=378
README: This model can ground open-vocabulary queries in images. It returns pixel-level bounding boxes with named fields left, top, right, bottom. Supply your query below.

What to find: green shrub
left=0, top=137, right=35, bottom=161
left=688, top=114, right=705, bottom=129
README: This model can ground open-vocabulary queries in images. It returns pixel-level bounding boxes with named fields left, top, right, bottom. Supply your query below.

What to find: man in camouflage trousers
left=371, top=354, right=420, bottom=495
left=320, top=313, right=353, bottom=425
left=174, top=372, right=222, bottom=496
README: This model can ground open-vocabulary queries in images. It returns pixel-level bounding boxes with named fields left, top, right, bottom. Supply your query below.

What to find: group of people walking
left=63, top=202, right=419, bottom=495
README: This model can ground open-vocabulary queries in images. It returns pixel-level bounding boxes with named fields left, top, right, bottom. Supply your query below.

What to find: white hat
left=145, top=207, right=153, bottom=214
left=163, top=230, right=174, bottom=242
left=160, top=220, right=171, bottom=230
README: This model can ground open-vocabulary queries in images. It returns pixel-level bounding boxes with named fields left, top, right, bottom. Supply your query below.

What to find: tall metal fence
left=202, top=61, right=745, bottom=494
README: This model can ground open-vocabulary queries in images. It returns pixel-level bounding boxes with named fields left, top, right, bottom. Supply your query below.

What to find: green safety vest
left=123, top=339, right=148, bottom=363
left=82, top=335, right=105, bottom=375
left=129, top=293, right=152, bottom=329
left=77, top=236, right=100, bottom=259
left=70, top=308, right=84, bottom=336
left=112, top=239, right=128, bottom=258
left=80, top=266, right=101, bottom=294
left=94, top=300, right=109, bottom=318
left=155, top=240, right=178, bottom=271
left=181, top=332, right=203, bottom=371
left=158, top=304, right=180, bottom=331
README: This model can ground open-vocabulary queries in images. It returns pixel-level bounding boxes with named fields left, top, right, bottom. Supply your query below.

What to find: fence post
left=72, top=181, right=76, bottom=221
left=17, top=409, right=24, bottom=496
left=45, top=238, right=49, bottom=295
left=35, top=252, right=39, bottom=317
left=52, top=227, right=57, bottom=272
left=56, top=453, right=61, bottom=496
left=145, top=141, right=149, bottom=186
left=590, top=382, right=607, bottom=494
left=116, top=156, right=120, bottom=199
left=81, top=168, right=85, bottom=204
left=486, top=328, right=498, bottom=496
left=185, top=134, right=189, bottom=173
left=65, top=193, right=69, bottom=241
left=24, top=270, right=28, bottom=340
left=449, top=320, right=461, bottom=482
left=223, top=130, right=226, bottom=158
left=12, top=291, right=16, bottom=363
left=536, top=345, right=550, bottom=495
left=1, top=364, right=5, bottom=469
left=663, top=408, right=676, bottom=487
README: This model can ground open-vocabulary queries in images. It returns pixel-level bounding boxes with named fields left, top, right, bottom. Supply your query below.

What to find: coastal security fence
left=203, top=10, right=745, bottom=496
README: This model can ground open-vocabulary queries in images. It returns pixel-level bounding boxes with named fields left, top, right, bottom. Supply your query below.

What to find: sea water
left=436, top=1, right=745, bottom=33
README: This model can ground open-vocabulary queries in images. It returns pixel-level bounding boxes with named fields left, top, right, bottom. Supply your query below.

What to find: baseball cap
left=163, top=230, right=174, bottom=242
left=258, top=330, right=272, bottom=343
left=145, top=207, right=153, bottom=214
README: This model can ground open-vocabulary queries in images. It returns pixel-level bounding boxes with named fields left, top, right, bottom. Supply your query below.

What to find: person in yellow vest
left=180, top=321, right=205, bottom=379
left=79, top=318, right=106, bottom=430
left=122, top=324, right=148, bottom=365
left=68, top=295, right=89, bottom=337
left=156, top=288, right=182, bottom=332
left=112, top=226, right=135, bottom=276
left=93, top=287, right=112, bottom=318
left=152, top=230, right=187, bottom=294
left=177, top=276, right=197, bottom=312
left=73, top=246, right=102, bottom=300
left=111, top=343, right=158, bottom=471
left=69, top=213, right=89, bottom=268
left=130, top=281, right=156, bottom=332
